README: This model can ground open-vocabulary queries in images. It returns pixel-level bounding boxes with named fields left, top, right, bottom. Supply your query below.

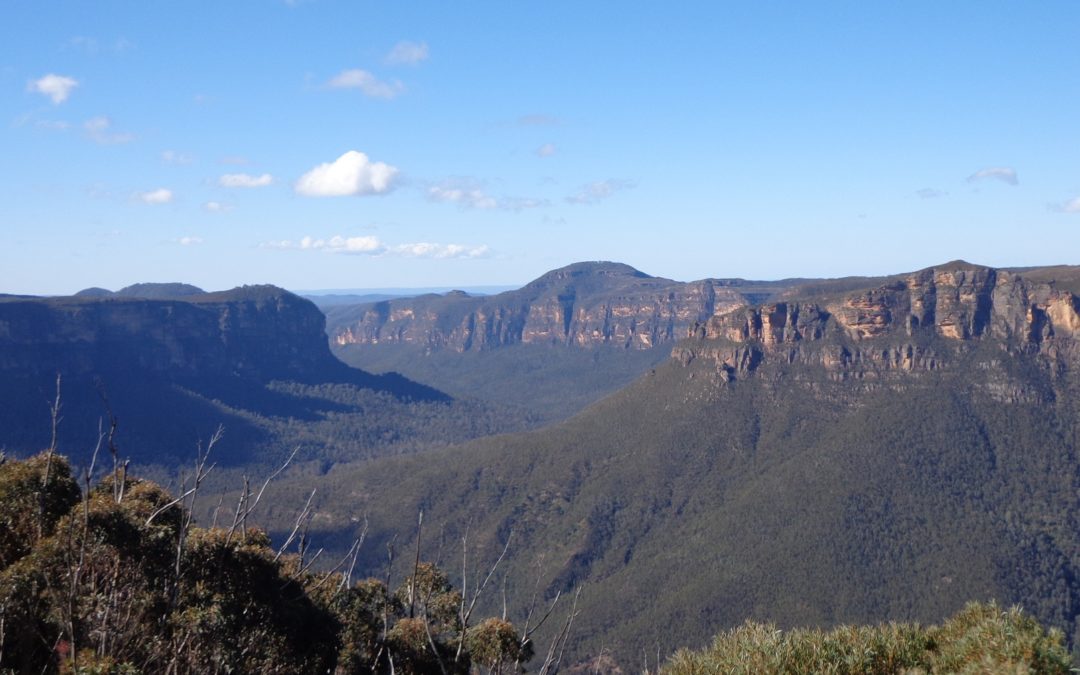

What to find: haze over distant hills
left=258, top=260, right=1080, bottom=668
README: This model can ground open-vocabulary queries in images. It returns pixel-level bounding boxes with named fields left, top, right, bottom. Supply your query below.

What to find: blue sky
left=3, top=2, right=1079, bottom=295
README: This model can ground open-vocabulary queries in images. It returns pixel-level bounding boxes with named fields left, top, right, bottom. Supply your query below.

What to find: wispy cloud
left=28, top=74, right=78, bottom=104
left=327, top=69, right=404, bottom=99
left=219, top=156, right=250, bottom=166
left=536, top=143, right=557, bottom=157
left=176, top=236, right=203, bottom=246
left=518, top=114, right=559, bottom=126
left=916, top=188, right=947, bottom=199
left=566, top=179, right=635, bottom=205
left=67, top=36, right=133, bottom=55
left=219, top=173, right=273, bottom=188
left=295, top=150, right=398, bottom=197
left=203, top=201, right=231, bottom=213
left=1050, top=197, right=1080, bottom=214
left=967, top=167, right=1018, bottom=186
left=136, top=188, right=173, bottom=204
left=84, top=116, right=135, bottom=144
left=161, top=150, right=194, bottom=165
left=391, top=242, right=490, bottom=258
left=262, top=235, right=489, bottom=259
left=264, top=235, right=383, bottom=254
left=385, top=41, right=429, bottom=65
left=427, top=180, right=549, bottom=211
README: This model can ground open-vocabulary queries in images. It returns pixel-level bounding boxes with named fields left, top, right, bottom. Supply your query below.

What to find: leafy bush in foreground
left=0, top=451, right=537, bottom=674
left=663, top=602, right=1071, bottom=674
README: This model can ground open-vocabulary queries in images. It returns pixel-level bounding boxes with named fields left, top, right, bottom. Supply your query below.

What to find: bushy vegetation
left=0, top=451, right=552, bottom=674
left=663, top=602, right=1072, bottom=674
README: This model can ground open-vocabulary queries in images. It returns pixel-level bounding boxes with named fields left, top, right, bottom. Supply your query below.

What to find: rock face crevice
left=327, top=262, right=795, bottom=352
left=674, top=262, right=1080, bottom=387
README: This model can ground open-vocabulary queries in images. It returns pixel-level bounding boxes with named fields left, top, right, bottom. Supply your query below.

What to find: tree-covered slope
left=260, top=262, right=1080, bottom=669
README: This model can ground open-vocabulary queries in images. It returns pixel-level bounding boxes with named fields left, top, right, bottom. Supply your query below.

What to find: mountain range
left=6, top=260, right=1080, bottom=671
left=259, top=260, right=1080, bottom=669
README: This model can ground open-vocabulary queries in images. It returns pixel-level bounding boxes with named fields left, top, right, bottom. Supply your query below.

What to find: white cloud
left=295, top=150, right=399, bottom=197
left=967, top=167, right=1018, bottom=186
left=29, top=74, right=78, bottom=104
left=390, top=242, right=490, bottom=259
left=536, top=143, right=557, bottom=157
left=428, top=180, right=548, bottom=211
left=137, top=188, right=173, bottom=204
left=566, top=179, right=635, bottom=205
left=428, top=183, right=498, bottom=210
left=176, top=236, right=203, bottom=246
left=161, top=150, right=193, bottom=165
left=327, top=69, right=404, bottom=99
left=263, top=235, right=385, bottom=254
left=84, top=116, right=135, bottom=144
left=262, top=235, right=489, bottom=259
left=1053, top=197, right=1080, bottom=214
left=203, top=201, right=230, bottom=213
left=219, top=172, right=273, bottom=188
left=385, top=41, right=429, bottom=65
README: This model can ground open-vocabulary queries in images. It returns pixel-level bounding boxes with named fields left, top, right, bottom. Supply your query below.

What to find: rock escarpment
left=0, top=286, right=338, bottom=381
left=327, top=262, right=795, bottom=352
left=674, top=261, right=1080, bottom=390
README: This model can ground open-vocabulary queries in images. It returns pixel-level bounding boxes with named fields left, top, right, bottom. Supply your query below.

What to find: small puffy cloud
left=327, top=69, right=404, bottom=99
left=161, top=150, right=193, bottom=165
left=84, top=116, right=135, bottom=144
left=566, top=179, right=635, bottom=205
left=295, top=150, right=399, bottom=197
left=916, top=188, right=947, bottom=199
left=385, top=41, right=429, bottom=65
left=176, top=236, right=203, bottom=246
left=536, top=143, right=557, bottom=157
left=967, top=167, right=1018, bottom=186
left=203, top=201, right=231, bottom=213
left=137, top=188, right=173, bottom=204
left=29, top=74, right=78, bottom=104
left=219, top=172, right=273, bottom=188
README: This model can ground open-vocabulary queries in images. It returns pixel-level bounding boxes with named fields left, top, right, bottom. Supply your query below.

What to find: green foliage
left=0, top=453, right=530, bottom=674
left=662, top=602, right=1071, bottom=675
left=0, top=450, right=80, bottom=568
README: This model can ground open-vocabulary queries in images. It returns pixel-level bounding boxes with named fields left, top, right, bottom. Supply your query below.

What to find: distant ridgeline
left=326, top=261, right=803, bottom=351
left=272, top=261, right=1080, bottom=670
left=326, top=262, right=807, bottom=422
left=0, top=284, right=529, bottom=470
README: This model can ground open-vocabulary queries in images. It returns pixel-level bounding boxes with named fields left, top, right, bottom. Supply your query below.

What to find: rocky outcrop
left=327, top=262, right=795, bottom=352
left=675, top=262, right=1080, bottom=386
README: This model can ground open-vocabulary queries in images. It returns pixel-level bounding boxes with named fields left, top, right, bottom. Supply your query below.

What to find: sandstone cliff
left=327, top=262, right=796, bottom=352
left=674, top=261, right=1080, bottom=395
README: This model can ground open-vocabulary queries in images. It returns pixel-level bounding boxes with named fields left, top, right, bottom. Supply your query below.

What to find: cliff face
left=328, top=262, right=794, bottom=352
left=674, top=262, right=1080, bottom=391
left=0, top=286, right=337, bottom=381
